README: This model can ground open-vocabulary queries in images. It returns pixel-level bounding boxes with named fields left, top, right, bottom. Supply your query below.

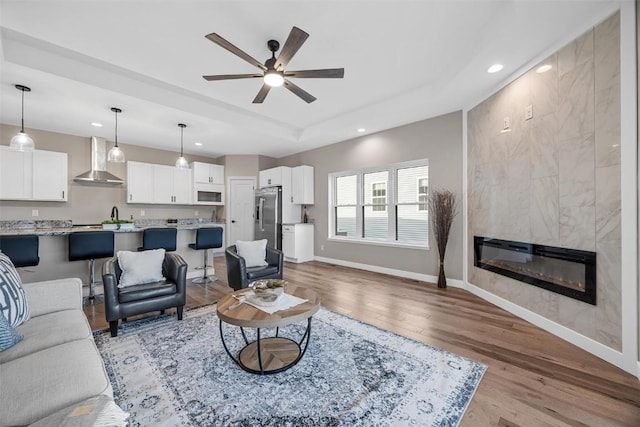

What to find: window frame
left=328, top=159, right=430, bottom=249
left=417, top=177, right=428, bottom=212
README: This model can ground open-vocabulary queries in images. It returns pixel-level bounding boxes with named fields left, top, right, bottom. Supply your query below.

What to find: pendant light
left=107, top=107, right=125, bottom=163
left=9, top=85, right=35, bottom=151
left=175, top=123, right=189, bottom=169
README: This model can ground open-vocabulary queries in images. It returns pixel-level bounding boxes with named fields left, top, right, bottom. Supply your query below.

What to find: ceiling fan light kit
left=10, top=84, right=35, bottom=152
left=203, top=26, right=344, bottom=103
left=107, top=107, right=125, bottom=163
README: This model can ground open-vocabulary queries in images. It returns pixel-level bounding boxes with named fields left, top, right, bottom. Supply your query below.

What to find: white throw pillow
left=117, top=249, right=166, bottom=288
left=236, top=239, right=269, bottom=268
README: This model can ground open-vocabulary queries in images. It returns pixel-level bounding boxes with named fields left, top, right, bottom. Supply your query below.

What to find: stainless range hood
left=74, top=137, right=124, bottom=184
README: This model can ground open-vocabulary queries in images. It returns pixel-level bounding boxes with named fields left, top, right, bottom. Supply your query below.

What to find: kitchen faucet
left=110, top=206, right=119, bottom=221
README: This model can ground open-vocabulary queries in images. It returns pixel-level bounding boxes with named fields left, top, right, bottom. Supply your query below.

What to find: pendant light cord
left=114, top=110, right=119, bottom=147
left=20, top=88, right=25, bottom=133
left=180, top=126, right=184, bottom=156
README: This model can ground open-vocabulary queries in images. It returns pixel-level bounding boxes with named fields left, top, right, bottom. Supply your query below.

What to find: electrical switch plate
left=140, top=210, right=145, bottom=217
left=525, top=104, right=533, bottom=120
left=31, top=209, right=39, bottom=217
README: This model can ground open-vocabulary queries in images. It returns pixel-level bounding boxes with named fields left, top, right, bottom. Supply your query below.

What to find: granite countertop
left=0, top=219, right=225, bottom=236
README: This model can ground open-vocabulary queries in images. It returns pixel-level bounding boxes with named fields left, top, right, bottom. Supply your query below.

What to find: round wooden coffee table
left=217, top=284, right=320, bottom=374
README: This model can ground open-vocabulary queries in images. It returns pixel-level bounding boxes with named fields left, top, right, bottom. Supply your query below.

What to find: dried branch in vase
left=429, top=189, right=458, bottom=288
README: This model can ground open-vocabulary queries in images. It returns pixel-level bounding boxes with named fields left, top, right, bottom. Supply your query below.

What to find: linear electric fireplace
left=474, top=236, right=596, bottom=305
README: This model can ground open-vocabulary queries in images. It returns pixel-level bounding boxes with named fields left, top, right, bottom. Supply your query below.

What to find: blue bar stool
left=137, top=228, right=177, bottom=252
left=68, top=231, right=114, bottom=301
left=0, top=235, right=40, bottom=268
left=188, top=227, right=223, bottom=284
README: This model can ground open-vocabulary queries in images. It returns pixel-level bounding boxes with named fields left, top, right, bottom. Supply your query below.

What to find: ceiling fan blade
left=205, top=33, right=267, bottom=71
left=283, top=79, right=316, bottom=103
left=203, top=73, right=263, bottom=81
left=252, top=84, right=272, bottom=104
left=284, top=68, right=345, bottom=79
left=274, top=26, right=309, bottom=71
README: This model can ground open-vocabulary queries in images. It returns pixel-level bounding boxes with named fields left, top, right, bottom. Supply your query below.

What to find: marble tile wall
left=467, top=12, right=621, bottom=351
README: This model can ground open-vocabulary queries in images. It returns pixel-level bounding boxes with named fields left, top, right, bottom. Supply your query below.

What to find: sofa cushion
left=236, top=239, right=269, bottom=267
left=0, top=309, right=92, bottom=364
left=0, top=338, right=112, bottom=426
left=117, top=248, right=165, bottom=288
left=118, top=279, right=177, bottom=303
left=0, top=312, right=22, bottom=351
left=0, top=252, right=30, bottom=327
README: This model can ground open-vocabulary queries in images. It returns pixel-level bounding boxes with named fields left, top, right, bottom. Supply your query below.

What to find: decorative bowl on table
left=249, top=280, right=286, bottom=306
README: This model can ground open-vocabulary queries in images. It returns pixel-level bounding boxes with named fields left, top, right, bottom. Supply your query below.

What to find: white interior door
left=228, top=177, right=256, bottom=246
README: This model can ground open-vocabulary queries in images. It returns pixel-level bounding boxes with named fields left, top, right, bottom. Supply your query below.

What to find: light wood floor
left=84, top=257, right=640, bottom=427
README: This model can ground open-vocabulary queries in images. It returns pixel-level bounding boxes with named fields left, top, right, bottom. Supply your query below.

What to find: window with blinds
left=330, top=159, right=429, bottom=247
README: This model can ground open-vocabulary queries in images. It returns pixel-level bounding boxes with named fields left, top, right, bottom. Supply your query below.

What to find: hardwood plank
left=84, top=258, right=640, bottom=426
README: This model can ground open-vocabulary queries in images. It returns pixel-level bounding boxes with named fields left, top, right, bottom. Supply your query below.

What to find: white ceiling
left=0, top=0, right=619, bottom=158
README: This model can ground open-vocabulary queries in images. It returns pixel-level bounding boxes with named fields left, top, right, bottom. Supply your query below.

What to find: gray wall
left=0, top=124, right=219, bottom=223
left=467, top=13, right=621, bottom=350
left=280, top=111, right=464, bottom=280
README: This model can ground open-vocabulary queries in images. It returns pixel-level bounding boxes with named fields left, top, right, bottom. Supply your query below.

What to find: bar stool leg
left=84, top=258, right=103, bottom=305
left=192, top=249, right=216, bottom=284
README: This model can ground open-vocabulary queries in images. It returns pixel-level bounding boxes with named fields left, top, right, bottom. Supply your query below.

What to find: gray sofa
left=0, top=278, right=118, bottom=426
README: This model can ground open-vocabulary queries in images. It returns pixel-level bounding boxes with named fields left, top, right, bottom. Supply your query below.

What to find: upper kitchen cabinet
left=193, top=162, right=224, bottom=185
left=127, top=161, right=192, bottom=205
left=153, top=165, right=192, bottom=204
left=191, top=162, right=224, bottom=205
left=259, top=166, right=290, bottom=188
left=127, top=161, right=154, bottom=203
left=0, top=146, right=67, bottom=201
left=292, top=165, right=314, bottom=205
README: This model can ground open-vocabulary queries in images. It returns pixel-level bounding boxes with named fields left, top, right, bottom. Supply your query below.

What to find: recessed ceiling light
left=487, top=64, right=503, bottom=73
left=536, top=64, right=552, bottom=73
left=357, top=128, right=366, bottom=133
left=91, top=122, right=103, bottom=127
left=194, top=142, right=203, bottom=146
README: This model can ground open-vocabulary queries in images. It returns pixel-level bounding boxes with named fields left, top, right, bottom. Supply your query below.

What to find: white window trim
left=328, top=159, right=429, bottom=249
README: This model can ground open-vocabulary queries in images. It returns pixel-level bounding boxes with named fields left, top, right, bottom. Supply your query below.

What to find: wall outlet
left=140, top=210, right=145, bottom=217
left=31, top=209, right=39, bottom=217
left=194, top=210, right=199, bottom=216
left=320, top=244, right=325, bottom=251
left=525, top=104, right=533, bottom=120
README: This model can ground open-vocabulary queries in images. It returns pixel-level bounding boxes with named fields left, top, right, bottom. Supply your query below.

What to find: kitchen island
left=0, top=219, right=226, bottom=285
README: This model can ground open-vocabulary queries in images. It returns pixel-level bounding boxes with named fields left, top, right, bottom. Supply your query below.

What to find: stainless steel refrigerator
left=255, top=186, right=282, bottom=250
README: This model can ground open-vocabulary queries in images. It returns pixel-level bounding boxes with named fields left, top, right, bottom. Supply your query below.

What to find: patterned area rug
left=95, top=305, right=486, bottom=426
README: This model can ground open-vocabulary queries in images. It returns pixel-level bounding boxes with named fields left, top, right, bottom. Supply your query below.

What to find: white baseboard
left=312, top=256, right=464, bottom=288
left=311, top=256, right=632, bottom=375
left=464, top=281, right=628, bottom=373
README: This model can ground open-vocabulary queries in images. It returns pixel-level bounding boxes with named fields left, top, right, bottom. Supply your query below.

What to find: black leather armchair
left=225, top=245, right=284, bottom=291
left=102, top=253, right=188, bottom=337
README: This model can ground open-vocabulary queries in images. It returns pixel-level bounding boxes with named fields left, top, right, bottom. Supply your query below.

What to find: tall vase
left=437, top=259, right=447, bottom=288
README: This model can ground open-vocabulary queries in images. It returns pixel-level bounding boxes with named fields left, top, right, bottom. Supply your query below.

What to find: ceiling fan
left=202, top=26, right=344, bottom=104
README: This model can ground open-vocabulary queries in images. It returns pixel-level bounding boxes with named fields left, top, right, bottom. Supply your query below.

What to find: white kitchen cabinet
left=32, top=150, right=68, bottom=201
left=282, top=223, right=314, bottom=263
left=191, top=162, right=225, bottom=205
left=0, top=146, right=67, bottom=202
left=259, top=166, right=290, bottom=188
left=0, top=146, right=31, bottom=200
left=292, top=165, right=314, bottom=205
left=193, top=162, right=224, bottom=185
left=127, top=161, right=154, bottom=203
left=128, top=161, right=192, bottom=204
left=153, top=165, right=192, bottom=204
